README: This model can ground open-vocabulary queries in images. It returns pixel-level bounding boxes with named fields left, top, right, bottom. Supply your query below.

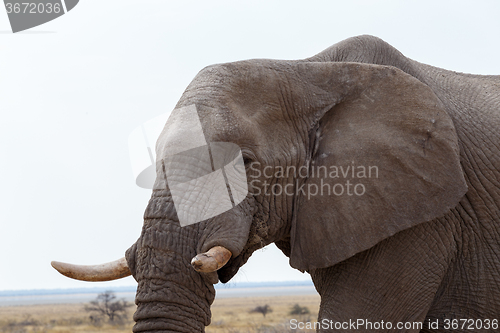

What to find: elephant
left=52, top=35, right=500, bottom=332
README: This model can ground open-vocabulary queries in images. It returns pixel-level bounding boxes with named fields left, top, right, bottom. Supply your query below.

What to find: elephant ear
left=289, top=62, right=467, bottom=271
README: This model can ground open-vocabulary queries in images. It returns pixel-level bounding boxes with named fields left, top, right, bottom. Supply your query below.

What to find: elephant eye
left=243, top=157, right=252, bottom=165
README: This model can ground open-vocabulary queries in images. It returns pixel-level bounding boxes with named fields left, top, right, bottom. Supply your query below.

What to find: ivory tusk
left=191, top=246, right=232, bottom=273
left=51, top=257, right=131, bottom=282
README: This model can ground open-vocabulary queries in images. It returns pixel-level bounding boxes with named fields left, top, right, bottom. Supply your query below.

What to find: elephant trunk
left=126, top=218, right=216, bottom=333
left=133, top=302, right=208, bottom=332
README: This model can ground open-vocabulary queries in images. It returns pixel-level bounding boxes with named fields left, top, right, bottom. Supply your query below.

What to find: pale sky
left=1, top=0, right=499, bottom=291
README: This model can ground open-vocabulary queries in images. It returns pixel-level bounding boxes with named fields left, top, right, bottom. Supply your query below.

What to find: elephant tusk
left=191, top=246, right=232, bottom=273
left=51, top=257, right=131, bottom=282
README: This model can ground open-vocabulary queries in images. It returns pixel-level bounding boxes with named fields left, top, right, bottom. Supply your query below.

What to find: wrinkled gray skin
left=125, top=35, right=500, bottom=332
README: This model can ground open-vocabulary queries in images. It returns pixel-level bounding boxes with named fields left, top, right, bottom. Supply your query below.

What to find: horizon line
left=0, top=280, right=314, bottom=297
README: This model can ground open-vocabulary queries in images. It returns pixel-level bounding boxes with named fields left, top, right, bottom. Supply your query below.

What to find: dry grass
left=0, top=295, right=320, bottom=333
left=0, top=303, right=135, bottom=333
left=207, top=295, right=320, bottom=333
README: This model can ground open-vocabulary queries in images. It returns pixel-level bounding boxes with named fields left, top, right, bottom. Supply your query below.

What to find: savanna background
left=0, top=293, right=319, bottom=333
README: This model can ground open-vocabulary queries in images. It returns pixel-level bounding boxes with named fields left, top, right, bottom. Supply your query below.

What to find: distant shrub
left=249, top=304, right=273, bottom=317
left=84, top=290, right=132, bottom=324
left=289, top=304, right=310, bottom=315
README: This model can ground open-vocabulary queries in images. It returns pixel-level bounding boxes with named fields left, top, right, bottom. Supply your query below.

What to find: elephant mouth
left=216, top=245, right=256, bottom=283
left=217, top=257, right=242, bottom=283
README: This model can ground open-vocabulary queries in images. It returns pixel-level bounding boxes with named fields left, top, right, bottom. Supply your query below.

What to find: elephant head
left=52, top=55, right=467, bottom=332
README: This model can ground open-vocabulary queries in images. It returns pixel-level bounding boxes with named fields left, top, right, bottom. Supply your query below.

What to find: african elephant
left=52, top=35, right=500, bottom=332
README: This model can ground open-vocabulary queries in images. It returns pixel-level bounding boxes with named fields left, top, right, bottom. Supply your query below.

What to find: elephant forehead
left=156, top=104, right=207, bottom=160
